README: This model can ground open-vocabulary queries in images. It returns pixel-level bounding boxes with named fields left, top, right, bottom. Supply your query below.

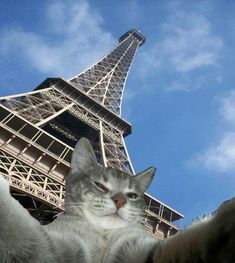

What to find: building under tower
left=0, top=29, right=183, bottom=239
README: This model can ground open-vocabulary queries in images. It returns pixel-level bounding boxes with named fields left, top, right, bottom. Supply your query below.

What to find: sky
left=0, top=0, right=235, bottom=227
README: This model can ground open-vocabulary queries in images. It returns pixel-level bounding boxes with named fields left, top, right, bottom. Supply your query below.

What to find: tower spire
left=69, top=29, right=145, bottom=115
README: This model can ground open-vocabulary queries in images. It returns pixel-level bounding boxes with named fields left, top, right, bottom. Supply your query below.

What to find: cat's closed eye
left=93, top=181, right=109, bottom=192
left=126, top=192, right=138, bottom=200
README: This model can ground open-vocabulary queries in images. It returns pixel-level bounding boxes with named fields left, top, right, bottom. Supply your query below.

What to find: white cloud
left=0, top=0, right=115, bottom=78
left=161, top=12, right=222, bottom=73
left=141, top=11, right=222, bottom=73
left=218, top=90, right=235, bottom=125
left=192, top=90, right=235, bottom=173
left=138, top=5, right=223, bottom=92
left=197, top=132, right=235, bottom=173
left=167, top=75, right=207, bottom=92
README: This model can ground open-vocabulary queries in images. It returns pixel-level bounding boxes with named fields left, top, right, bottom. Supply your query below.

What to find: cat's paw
left=214, top=197, right=235, bottom=231
left=216, top=196, right=235, bottom=216
left=0, top=175, right=10, bottom=194
left=206, top=197, right=235, bottom=262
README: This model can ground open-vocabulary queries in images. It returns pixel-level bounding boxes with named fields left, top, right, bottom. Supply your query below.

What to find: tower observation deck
left=0, top=29, right=183, bottom=239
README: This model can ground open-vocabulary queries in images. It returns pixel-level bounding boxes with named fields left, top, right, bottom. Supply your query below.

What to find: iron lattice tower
left=0, top=29, right=183, bottom=239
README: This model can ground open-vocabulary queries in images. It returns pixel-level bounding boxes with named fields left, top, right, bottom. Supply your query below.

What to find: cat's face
left=65, top=138, right=155, bottom=229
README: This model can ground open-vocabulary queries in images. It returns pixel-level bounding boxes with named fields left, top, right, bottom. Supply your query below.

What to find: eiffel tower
left=0, top=29, right=183, bottom=239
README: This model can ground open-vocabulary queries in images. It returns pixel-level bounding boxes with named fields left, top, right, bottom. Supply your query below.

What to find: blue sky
left=0, top=0, right=235, bottom=227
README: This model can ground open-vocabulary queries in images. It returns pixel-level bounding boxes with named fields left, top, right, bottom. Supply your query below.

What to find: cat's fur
left=0, top=138, right=157, bottom=263
left=0, top=137, right=234, bottom=263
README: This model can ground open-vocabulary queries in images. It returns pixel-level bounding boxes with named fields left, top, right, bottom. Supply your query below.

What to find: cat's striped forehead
left=105, top=167, right=132, bottom=180
left=93, top=166, right=134, bottom=191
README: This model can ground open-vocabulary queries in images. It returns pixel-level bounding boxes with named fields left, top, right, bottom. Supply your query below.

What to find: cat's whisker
left=137, top=219, right=146, bottom=224
left=93, top=204, right=102, bottom=208
left=65, top=192, right=79, bottom=196
left=65, top=205, right=84, bottom=208
left=65, top=202, right=83, bottom=205
left=65, top=203, right=84, bottom=208
left=101, top=197, right=108, bottom=207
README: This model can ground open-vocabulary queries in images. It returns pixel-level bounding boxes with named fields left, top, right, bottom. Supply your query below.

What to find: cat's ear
left=134, top=167, right=156, bottom=192
left=70, top=137, right=97, bottom=173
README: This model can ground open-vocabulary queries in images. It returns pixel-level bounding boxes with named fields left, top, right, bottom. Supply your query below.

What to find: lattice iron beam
left=69, top=29, right=144, bottom=115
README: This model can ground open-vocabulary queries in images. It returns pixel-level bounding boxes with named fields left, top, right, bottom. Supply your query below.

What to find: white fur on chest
left=50, top=216, right=151, bottom=263
left=84, top=209, right=128, bottom=229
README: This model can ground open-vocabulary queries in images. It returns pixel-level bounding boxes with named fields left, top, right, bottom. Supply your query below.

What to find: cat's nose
left=112, top=193, right=127, bottom=209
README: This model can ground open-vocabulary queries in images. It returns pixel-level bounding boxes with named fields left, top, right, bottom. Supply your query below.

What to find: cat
left=0, top=137, right=157, bottom=263
left=152, top=195, right=235, bottom=263
left=0, top=137, right=235, bottom=263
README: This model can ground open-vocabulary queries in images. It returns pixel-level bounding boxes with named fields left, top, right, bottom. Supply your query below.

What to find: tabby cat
left=0, top=137, right=234, bottom=263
